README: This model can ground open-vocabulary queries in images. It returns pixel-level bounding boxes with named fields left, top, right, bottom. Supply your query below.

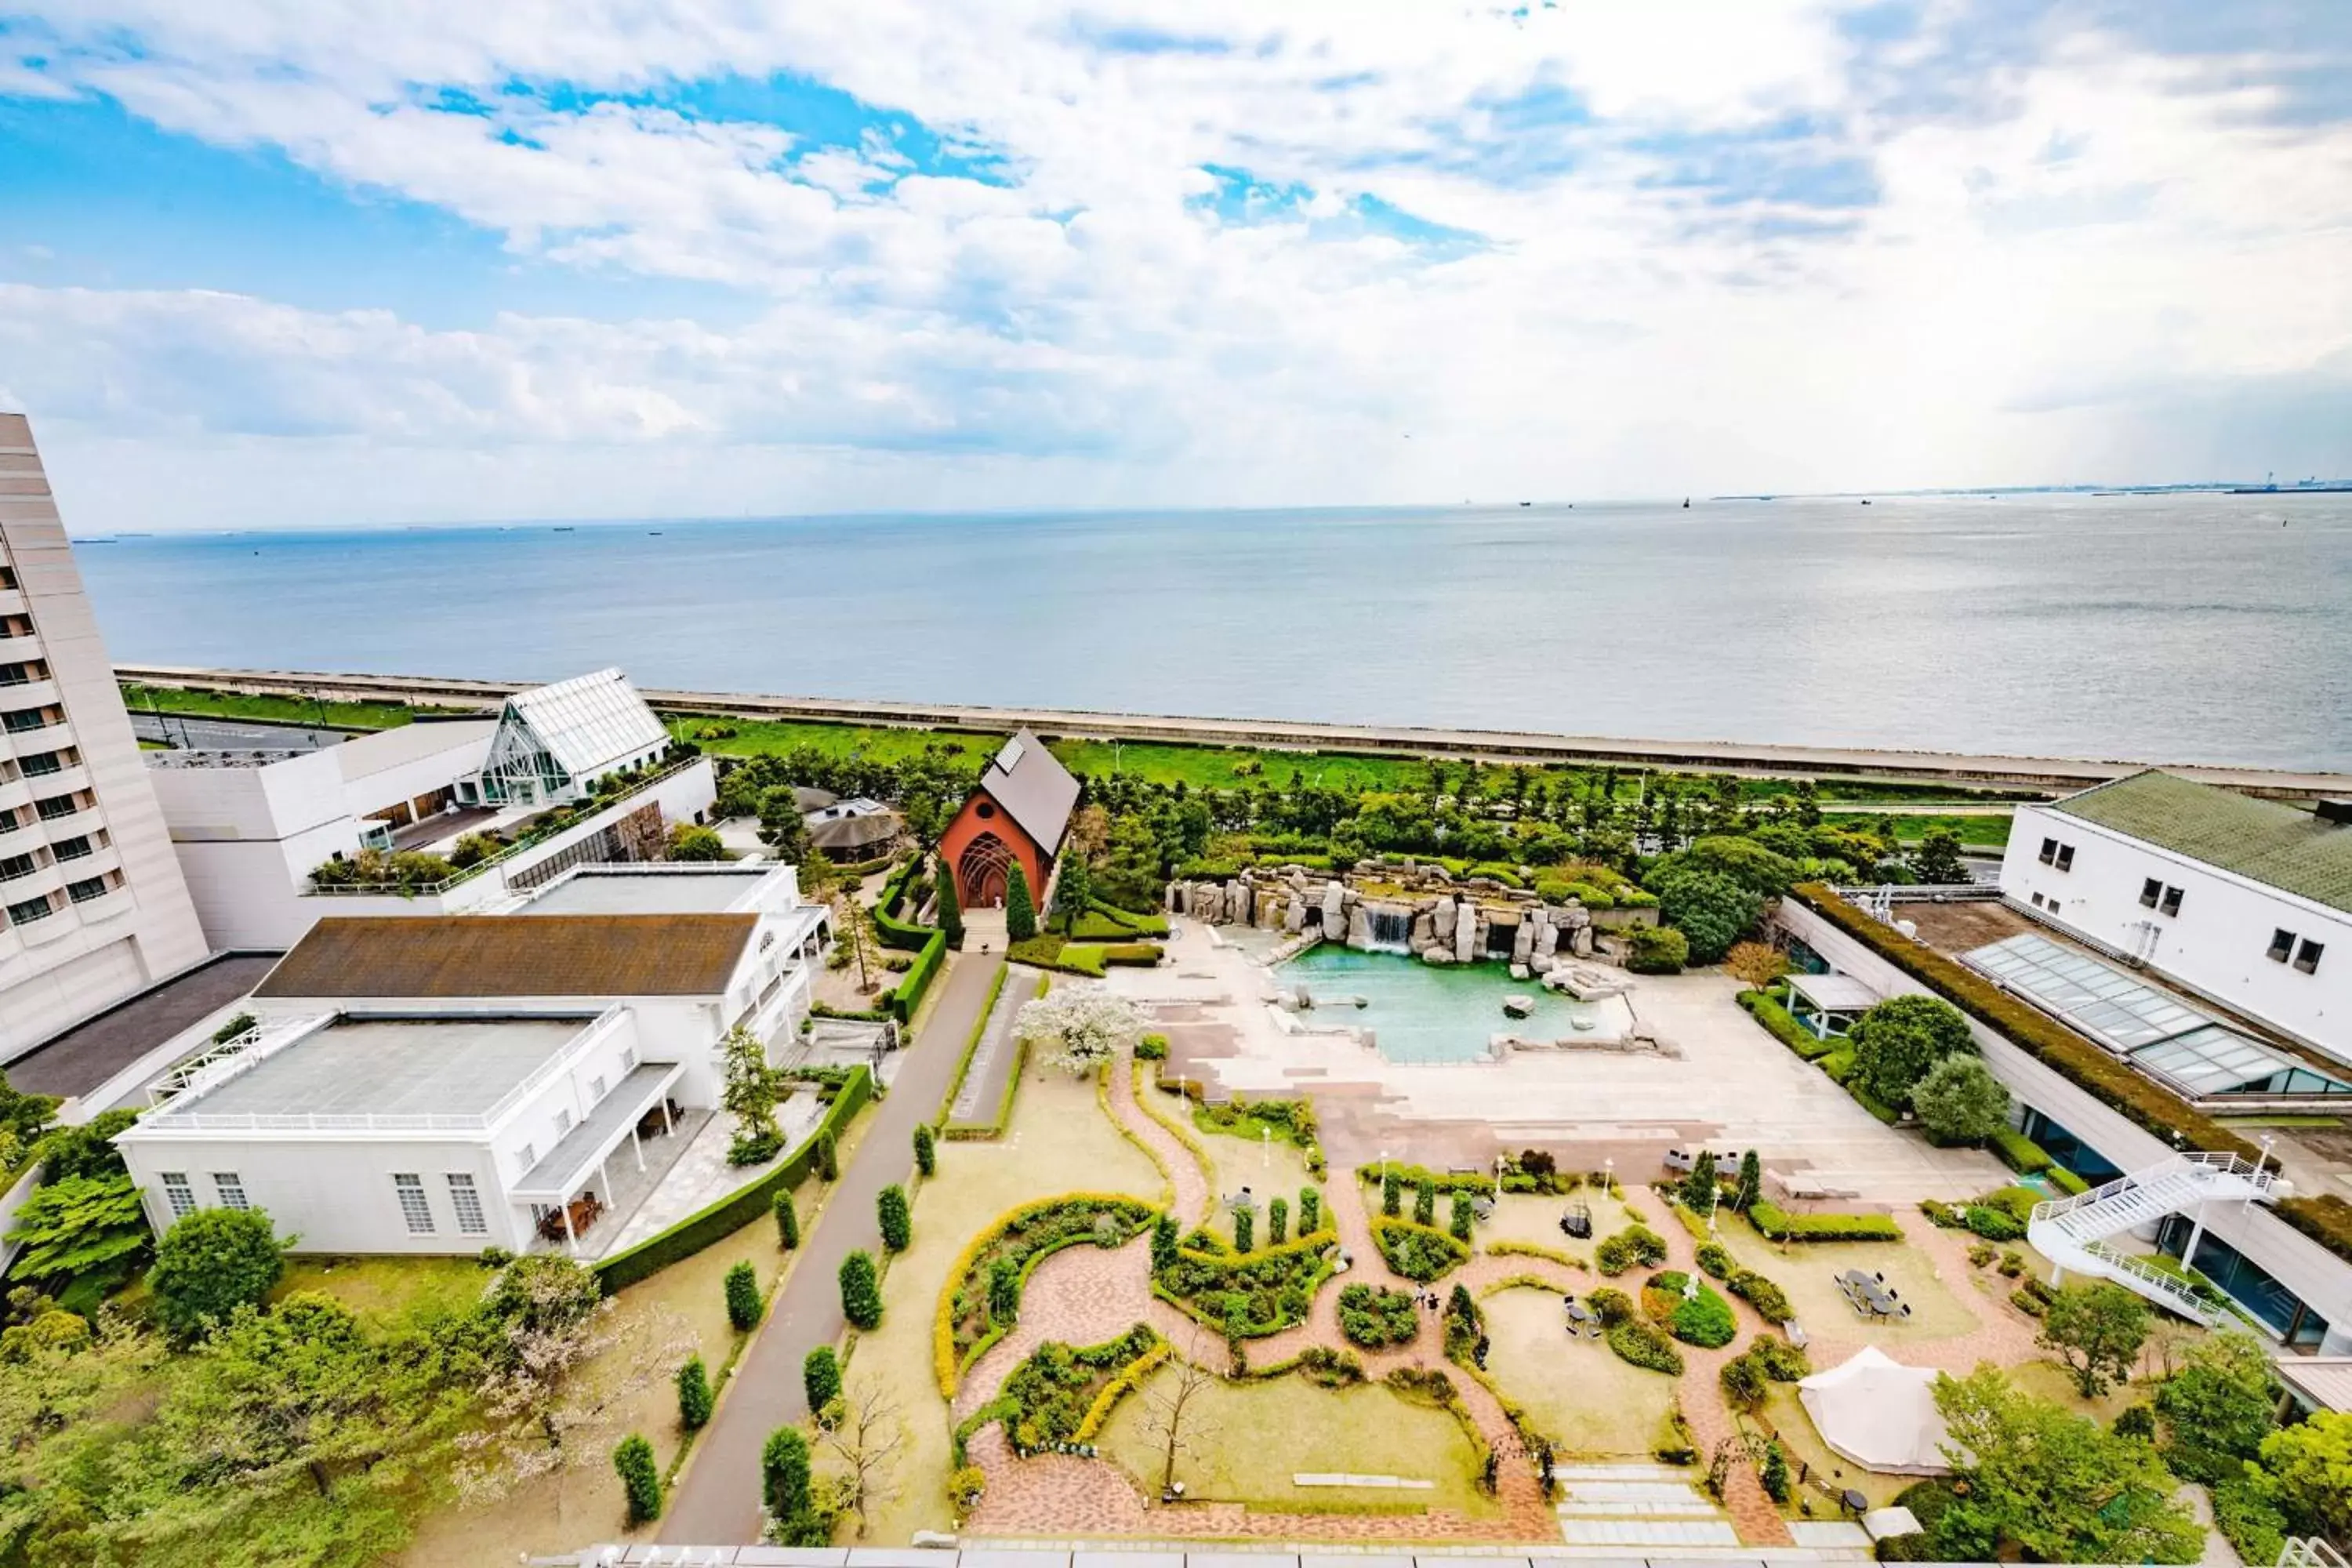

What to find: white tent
left=1798, top=1345, right=1953, bottom=1475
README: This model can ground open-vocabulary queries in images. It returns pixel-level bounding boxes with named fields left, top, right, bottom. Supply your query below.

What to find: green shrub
left=1989, top=1126, right=2055, bottom=1174
left=677, top=1356, right=713, bottom=1432
left=1414, top=1176, right=1436, bottom=1228
left=762, top=1425, right=815, bottom=1521
left=1299, top=1188, right=1320, bottom=1234
left=1154, top=1232, right=1334, bottom=1338
left=1645, top=1271, right=1737, bottom=1348
left=840, top=1250, right=883, bottom=1330
left=38, top=1108, right=139, bottom=1182
left=1232, top=1206, right=1254, bottom=1252
left=148, top=1207, right=285, bottom=1342
left=1450, top=1192, right=1474, bottom=1243
left=1338, top=1283, right=1420, bottom=1348
left=1371, top=1218, right=1469, bottom=1282
left=997, top=1323, right=1159, bottom=1452
left=913, top=1121, right=936, bottom=1178
left=1595, top=1223, right=1668, bottom=1276
left=1650, top=869, right=1762, bottom=964
left=1606, top=1318, right=1684, bottom=1374
left=1695, top=1242, right=1734, bottom=1278
left=773, top=1187, right=800, bottom=1250
left=1747, top=1201, right=1901, bottom=1243
left=804, top=1345, right=842, bottom=1417
left=1626, top=925, right=1689, bottom=975
left=879, top=1185, right=912, bottom=1252
left=1135, top=1033, right=1169, bottom=1061
left=2210, top=1464, right=2288, bottom=1566
left=1726, top=1269, right=1794, bottom=1324
left=1269, top=1196, right=1288, bottom=1246
left=613, top=1432, right=662, bottom=1525
left=1965, top=1203, right=2025, bottom=1242
left=724, top=1260, right=764, bottom=1330
left=1587, top=1287, right=1634, bottom=1325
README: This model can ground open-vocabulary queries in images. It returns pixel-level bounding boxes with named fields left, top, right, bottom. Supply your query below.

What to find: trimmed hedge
left=882, top=930, right=947, bottom=1022
left=1801, top=882, right=2352, bottom=1269
left=1072, top=904, right=1171, bottom=940
left=1338, top=1283, right=1421, bottom=1348
left=595, top=1065, right=873, bottom=1293
left=1989, top=1126, right=2056, bottom=1175
left=1746, top=1200, right=1903, bottom=1243
left=1156, top=1228, right=1339, bottom=1337
left=1738, top=987, right=1838, bottom=1061
left=933, top=1192, right=1158, bottom=1396
left=873, top=858, right=934, bottom=950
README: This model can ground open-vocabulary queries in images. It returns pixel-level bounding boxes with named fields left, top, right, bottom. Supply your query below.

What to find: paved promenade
left=659, top=953, right=1006, bottom=1546
left=113, top=661, right=2352, bottom=796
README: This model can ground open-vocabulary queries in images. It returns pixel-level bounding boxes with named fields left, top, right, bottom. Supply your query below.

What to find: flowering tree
left=1014, top=989, right=1142, bottom=1075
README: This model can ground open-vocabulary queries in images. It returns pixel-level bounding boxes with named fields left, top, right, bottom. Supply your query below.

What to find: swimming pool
left=1279, top=946, right=1621, bottom=1065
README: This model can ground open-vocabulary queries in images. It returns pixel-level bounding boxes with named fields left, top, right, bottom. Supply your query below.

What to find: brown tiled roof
left=256, top=914, right=757, bottom=1000
left=979, top=728, right=1079, bottom=854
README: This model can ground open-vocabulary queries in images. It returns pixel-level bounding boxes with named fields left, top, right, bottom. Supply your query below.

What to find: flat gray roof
left=521, top=867, right=769, bottom=916
left=184, top=1015, right=587, bottom=1122
left=5, top=953, right=280, bottom=1098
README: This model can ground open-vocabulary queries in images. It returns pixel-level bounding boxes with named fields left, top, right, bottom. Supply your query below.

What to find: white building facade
left=114, top=866, right=828, bottom=1255
left=0, top=412, right=209, bottom=1058
left=2000, top=771, right=2350, bottom=1065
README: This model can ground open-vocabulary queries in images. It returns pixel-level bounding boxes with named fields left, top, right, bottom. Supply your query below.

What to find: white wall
left=485, top=1011, right=655, bottom=1185
left=1778, top=898, right=2352, bottom=1352
left=339, top=730, right=493, bottom=822
left=2001, top=804, right=2352, bottom=1062
left=120, top=1132, right=521, bottom=1254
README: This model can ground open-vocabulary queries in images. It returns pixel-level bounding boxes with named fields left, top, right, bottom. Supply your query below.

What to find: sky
left=2, top=1, right=2349, bottom=531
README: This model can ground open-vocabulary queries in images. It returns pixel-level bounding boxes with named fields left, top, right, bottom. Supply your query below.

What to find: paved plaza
left=1103, top=920, right=2007, bottom=1202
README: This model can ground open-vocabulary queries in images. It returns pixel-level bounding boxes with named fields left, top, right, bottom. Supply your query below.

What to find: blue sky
left=0, top=1, right=2347, bottom=528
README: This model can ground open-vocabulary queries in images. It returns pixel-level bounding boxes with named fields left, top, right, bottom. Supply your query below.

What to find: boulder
left=1572, top=924, right=1594, bottom=957
left=1530, top=953, right=1556, bottom=975
left=1432, top=900, right=1457, bottom=941
left=1164, top=881, right=1179, bottom=915
left=1322, top=880, right=1346, bottom=931
left=1421, top=946, right=1455, bottom=966
left=1503, top=993, right=1535, bottom=1018
left=1411, top=909, right=1436, bottom=948
left=1347, top=906, right=1372, bottom=949
left=1510, top=920, right=1536, bottom=965
left=1454, top=906, right=1478, bottom=964
left=1508, top=964, right=1531, bottom=982
left=1537, top=916, right=1561, bottom=957
left=1284, top=896, right=1307, bottom=934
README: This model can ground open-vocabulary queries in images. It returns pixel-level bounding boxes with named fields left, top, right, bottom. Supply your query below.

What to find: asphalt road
left=659, top=951, right=1005, bottom=1546
left=130, top=711, right=347, bottom=752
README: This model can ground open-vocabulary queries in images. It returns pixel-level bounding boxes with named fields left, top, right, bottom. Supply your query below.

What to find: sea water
left=1281, top=945, right=1610, bottom=1065
left=74, top=492, right=2352, bottom=770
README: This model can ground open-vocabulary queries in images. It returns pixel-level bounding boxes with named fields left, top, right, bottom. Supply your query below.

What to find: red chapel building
left=939, top=730, right=1080, bottom=911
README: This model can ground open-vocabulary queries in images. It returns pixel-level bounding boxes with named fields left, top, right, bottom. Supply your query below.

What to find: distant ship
left=1519, top=500, right=1532, bottom=507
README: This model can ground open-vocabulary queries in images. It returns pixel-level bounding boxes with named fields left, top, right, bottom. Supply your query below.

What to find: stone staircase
left=2027, top=1152, right=2283, bottom=1325
left=1552, top=1462, right=1740, bottom=1550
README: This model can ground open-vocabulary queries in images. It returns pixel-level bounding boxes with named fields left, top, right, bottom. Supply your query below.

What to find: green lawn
left=1823, top=811, right=2014, bottom=848
left=119, top=681, right=468, bottom=732
left=1094, top=1365, right=1500, bottom=1517
left=1482, top=1285, right=1675, bottom=1457
left=272, top=1255, right=492, bottom=1320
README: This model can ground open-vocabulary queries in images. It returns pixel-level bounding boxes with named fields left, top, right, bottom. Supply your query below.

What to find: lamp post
left=1494, top=1153, right=1505, bottom=1203
left=1262, top=1124, right=1271, bottom=1171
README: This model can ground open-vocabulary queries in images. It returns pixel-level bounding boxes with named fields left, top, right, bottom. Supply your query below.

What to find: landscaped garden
left=1479, top=1287, right=1679, bottom=1456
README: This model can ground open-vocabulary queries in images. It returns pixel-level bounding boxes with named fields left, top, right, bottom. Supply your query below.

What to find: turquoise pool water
left=1279, top=946, right=1614, bottom=1065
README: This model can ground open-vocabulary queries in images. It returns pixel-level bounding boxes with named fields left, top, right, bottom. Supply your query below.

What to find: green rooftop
left=2050, top=770, right=2352, bottom=916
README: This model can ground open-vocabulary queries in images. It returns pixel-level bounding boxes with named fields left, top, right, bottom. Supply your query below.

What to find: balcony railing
left=306, top=756, right=701, bottom=898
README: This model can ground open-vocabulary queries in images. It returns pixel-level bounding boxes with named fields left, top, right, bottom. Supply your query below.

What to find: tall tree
left=1004, top=861, right=1038, bottom=942
left=2038, top=1281, right=2151, bottom=1399
left=1913, top=826, right=1969, bottom=885
left=1911, top=1054, right=2011, bottom=1144
left=2154, top=1331, right=2278, bottom=1483
left=818, top=1374, right=906, bottom=1537
left=1138, top=1334, right=1221, bottom=1499
left=933, top=853, right=964, bottom=946
left=719, top=1024, right=782, bottom=1161
left=1849, top=994, right=1976, bottom=1111
left=1933, top=1367, right=2201, bottom=1565
left=1050, top=851, right=1092, bottom=932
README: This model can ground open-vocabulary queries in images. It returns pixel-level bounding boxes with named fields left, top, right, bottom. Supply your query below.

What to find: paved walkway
left=946, top=965, right=1036, bottom=1129
left=659, top=953, right=1007, bottom=1546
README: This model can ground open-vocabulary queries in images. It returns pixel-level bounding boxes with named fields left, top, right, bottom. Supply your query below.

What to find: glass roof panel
left=1965, top=933, right=2212, bottom=1051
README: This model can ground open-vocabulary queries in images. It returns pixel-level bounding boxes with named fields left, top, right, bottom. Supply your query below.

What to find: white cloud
left=3, top=0, right=2350, bottom=528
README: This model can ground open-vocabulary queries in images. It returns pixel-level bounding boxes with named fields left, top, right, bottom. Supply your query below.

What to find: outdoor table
left=1565, top=1301, right=1592, bottom=1324
left=1840, top=1271, right=1898, bottom=1316
left=1842, top=1488, right=1869, bottom=1515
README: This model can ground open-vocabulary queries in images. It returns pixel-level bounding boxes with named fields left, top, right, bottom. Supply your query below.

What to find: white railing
left=2076, top=1241, right=2227, bottom=1326
left=2028, top=1151, right=2279, bottom=1226
left=149, top=1014, right=333, bottom=1108
left=146, top=1005, right=628, bottom=1134
left=2280, top=1540, right=2348, bottom=1568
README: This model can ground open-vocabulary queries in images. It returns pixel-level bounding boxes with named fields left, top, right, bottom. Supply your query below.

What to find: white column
left=630, top=1121, right=645, bottom=1173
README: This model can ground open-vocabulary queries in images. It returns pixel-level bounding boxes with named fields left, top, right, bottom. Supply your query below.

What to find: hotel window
left=2054, top=844, right=2074, bottom=872
left=212, top=1173, right=249, bottom=1210
left=34, top=793, right=78, bottom=821
left=446, top=1174, right=488, bottom=1235
left=392, top=1174, right=434, bottom=1234
left=1, top=707, right=48, bottom=733
left=589, top=1073, right=607, bottom=1104
left=2269, top=929, right=2297, bottom=962
left=18, top=750, right=64, bottom=778
left=2030, top=892, right=2045, bottom=909
left=622, top=1043, right=638, bottom=1070
left=2159, top=885, right=2183, bottom=917
left=66, top=876, right=109, bottom=905
left=2140, top=878, right=2163, bottom=909
left=554, top=1107, right=573, bottom=1138
left=6, top=893, right=53, bottom=926
left=49, top=834, right=91, bottom=862
left=2039, top=837, right=2057, bottom=865
left=0, top=853, right=34, bottom=883
left=515, top=1142, right=536, bottom=1176
left=162, top=1173, right=196, bottom=1219
left=2296, top=940, right=2325, bottom=975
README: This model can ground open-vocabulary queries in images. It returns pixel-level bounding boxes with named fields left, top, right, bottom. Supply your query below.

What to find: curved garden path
left=954, top=1041, right=2022, bottom=1548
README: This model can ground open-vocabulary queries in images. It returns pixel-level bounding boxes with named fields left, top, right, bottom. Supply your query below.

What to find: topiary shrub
left=1269, top=1196, right=1288, bottom=1246
left=1338, top=1283, right=1421, bottom=1348
left=1450, top=1192, right=1474, bottom=1243
left=676, top=1356, right=713, bottom=1432
left=1299, top=1187, right=1321, bottom=1234
left=1136, top=1033, right=1169, bottom=1061
left=613, top=1432, right=662, bottom=1525
left=762, top=1425, right=826, bottom=1545
left=1414, top=1177, right=1436, bottom=1228
left=914, top=1122, right=937, bottom=1178
left=1595, top=1223, right=1669, bottom=1276
left=773, top=1187, right=800, bottom=1250
left=724, top=1260, right=764, bottom=1330
left=1587, top=1287, right=1634, bottom=1326
left=1232, top=1205, right=1254, bottom=1252
left=815, top=1127, right=839, bottom=1182
left=1726, top=1268, right=1794, bottom=1324
left=878, top=1184, right=912, bottom=1252
left=1696, top=1242, right=1734, bottom=1278
left=840, top=1250, right=883, bottom=1330
left=804, top=1345, right=842, bottom=1419
left=1372, top=1218, right=1470, bottom=1281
